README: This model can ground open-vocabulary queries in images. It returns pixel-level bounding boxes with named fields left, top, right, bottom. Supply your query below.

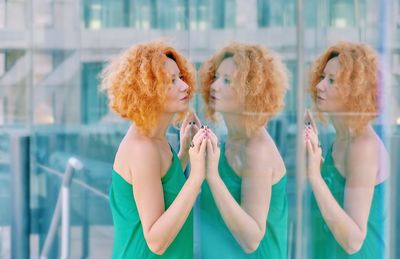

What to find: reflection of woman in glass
left=199, top=42, right=289, bottom=258
left=102, top=42, right=206, bottom=258
left=306, top=42, right=389, bottom=258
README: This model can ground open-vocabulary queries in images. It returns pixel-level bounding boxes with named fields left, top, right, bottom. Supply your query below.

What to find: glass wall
left=0, top=0, right=399, bottom=258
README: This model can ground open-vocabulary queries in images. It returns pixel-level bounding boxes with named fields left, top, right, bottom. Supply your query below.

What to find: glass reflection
left=305, top=42, right=389, bottom=258
left=198, top=42, right=289, bottom=258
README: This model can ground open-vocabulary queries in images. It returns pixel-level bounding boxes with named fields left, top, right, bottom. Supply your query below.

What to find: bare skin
left=304, top=57, right=389, bottom=254
left=205, top=57, right=286, bottom=253
left=112, top=58, right=207, bottom=255
left=178, top=111, right=202, bottom=170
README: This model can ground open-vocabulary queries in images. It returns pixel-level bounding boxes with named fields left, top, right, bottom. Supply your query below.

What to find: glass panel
left=83, top=0, right=128, bottom=29
left=190, top=0, right=209, bottom=30
left=131, top=0, right=157, bottom=29
left=1, top=0, right=399, bottom=258
left=301, top=1, right=396, bottom=259
left=3, top=0, right=28, bottom=30
left=81, top=62, right=108, bottom=124
left=0, top=2, right=30, bottom=257
left=329, top=0, right=355, bottom=27
left=0, top=50, right=29, bottom=125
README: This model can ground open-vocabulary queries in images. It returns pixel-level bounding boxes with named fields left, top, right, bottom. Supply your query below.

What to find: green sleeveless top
left=199, top=143, right=288, bottom=258
left=310, top=146, right=388, bottom=258
left=109, top=145, right=193, bottom=259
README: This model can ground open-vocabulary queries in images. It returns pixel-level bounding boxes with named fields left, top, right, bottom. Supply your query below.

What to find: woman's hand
left=204, top=127, right=221, bottom=182
left=179, top=112, right=202, bottom=154
left=188, top=128, right=208, bottom=182
left=304, top=110, right=323, bottom=182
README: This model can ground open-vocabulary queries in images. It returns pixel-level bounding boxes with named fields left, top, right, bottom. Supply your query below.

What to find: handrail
left=36, top=164, right=109, bottom=201
left=39, top=157, right=83, bottom=259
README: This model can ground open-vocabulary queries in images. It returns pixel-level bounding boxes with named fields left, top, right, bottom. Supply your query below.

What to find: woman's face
left=163, top=57, right=189, bottom=113
left=315, top=57, right=344, bottom=113
left=210, top=57, right=244, bottom=113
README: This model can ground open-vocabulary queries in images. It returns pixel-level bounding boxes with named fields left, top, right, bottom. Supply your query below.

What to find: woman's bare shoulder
left=246, top=133, right=286, bottom=179
left=113, top=135, right=161, bottom=177
left=348, top=131, right=389, bottom=184
left=350, top=131, right=387, bottom=161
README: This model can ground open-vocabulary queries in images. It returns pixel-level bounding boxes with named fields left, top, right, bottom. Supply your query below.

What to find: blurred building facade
left=0, top=0, right=399, bottom=258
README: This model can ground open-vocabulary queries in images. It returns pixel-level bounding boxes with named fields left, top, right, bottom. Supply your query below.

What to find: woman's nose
left=316, top=78, right=326, bottom=91
left=211, top=78, right=221, bottom=92
left=179, top=79, right=189, bottom=91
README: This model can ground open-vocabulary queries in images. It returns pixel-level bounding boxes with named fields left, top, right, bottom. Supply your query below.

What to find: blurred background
left=0, top=0, right=399, bottom=258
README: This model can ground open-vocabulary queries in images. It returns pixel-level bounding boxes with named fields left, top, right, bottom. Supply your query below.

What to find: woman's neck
left=129, top=112, right=173, bottom=142
left=223, top=113, right=267, bottom=145
left=223, top=113, right=248, bottom=143
left=329, top=114, right=352, bottom=141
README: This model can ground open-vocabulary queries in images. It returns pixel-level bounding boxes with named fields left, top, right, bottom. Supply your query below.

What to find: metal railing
left=37, top=155, right=111, bottom=259
left=39, top=157, right=83, bottom=259
left=36, top=154, right=111, bottom=259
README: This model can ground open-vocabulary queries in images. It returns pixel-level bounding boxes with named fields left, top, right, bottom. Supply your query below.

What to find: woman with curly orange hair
left=102, top=41, right=207, bottom=258
left=198, top=42, right=289, bottom=258
left=305, top=42, right=389, bottom=258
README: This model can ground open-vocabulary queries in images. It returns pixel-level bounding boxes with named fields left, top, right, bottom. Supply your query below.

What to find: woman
left=102, top=41, right=206, bottom=258
left=305, top=42, right=389, bottom=258
left=199, top=42, right=289, bottom=258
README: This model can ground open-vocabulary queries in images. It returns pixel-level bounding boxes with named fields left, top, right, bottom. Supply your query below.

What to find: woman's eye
left=224, top=78, right=230, bottom=84
left=329, top=78, right=335, bottom=84
left=320, top=75, right=325, bottom=81
left=172, top=78, right=176, bottom=84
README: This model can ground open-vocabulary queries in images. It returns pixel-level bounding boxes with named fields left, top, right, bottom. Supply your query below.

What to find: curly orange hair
left=100, top=41, right=196, bottom=135
left=199, top=42, right=288, bottom=136
left=309, top=42, right=380, bottom=136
